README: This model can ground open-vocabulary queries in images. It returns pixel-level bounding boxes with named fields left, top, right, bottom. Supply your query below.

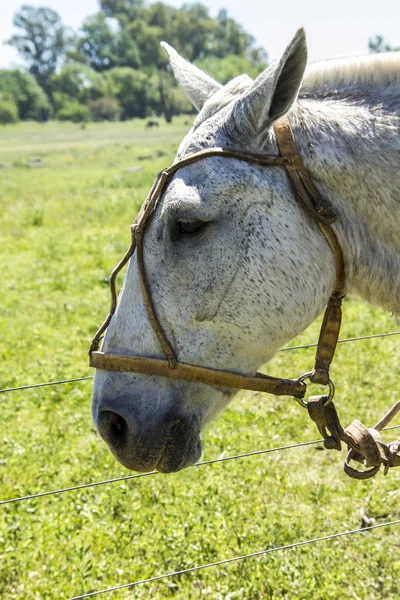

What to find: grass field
left=0, top=118, right=399, bottom=600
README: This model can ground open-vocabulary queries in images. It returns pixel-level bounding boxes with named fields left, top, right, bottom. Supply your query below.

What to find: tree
left=57, top=99, right=90, bottom=123
left=7, top=5, right=74, bottom=102
left=88, top=97, right=121, bottom=121
left=100, top=0, right=146, bottom=25
left=98, top=1, right=267, bottom=67
left=196, top=55, right=266, bottom=85
left=0, top=69, right=51, bottom=120
left=107, top=67, right=162, bottom=118
left=125, top=19, right=165, bottom=68
left=51, top=64, right=111, bottom=104
left=0, top=97, right=19, bottom=124
left=368, top=35, right=399, bottom=53
left=212, top=9, right=267, bottom=62
left=75, top=12, right=141, bottom=71
left=3, top=1, right=269, bottom=123
left=158, top=70, right=192, bottom=122
left=100, top=0, right=145, bottom=21
left=168, top=4, right=214, bottom=62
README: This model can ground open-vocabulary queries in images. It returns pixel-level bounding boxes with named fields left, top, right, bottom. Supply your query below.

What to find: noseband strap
left=89, top=117, right=346, bottom=400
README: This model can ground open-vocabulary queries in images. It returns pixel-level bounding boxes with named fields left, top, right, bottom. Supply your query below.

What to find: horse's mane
left=194, top=52, right=400, bottom=128
left=301, top=52, right=400, bottom=96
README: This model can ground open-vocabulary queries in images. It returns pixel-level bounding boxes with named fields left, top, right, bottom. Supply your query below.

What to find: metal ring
left=295, top=372, right=336, bottom=409
left=297, top=371, right=313, bottom=384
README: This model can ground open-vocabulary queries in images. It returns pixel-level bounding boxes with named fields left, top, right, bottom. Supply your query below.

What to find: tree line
left=0, top=2, right=398, bottom=125
left=0, top=1, right=267, bottom=124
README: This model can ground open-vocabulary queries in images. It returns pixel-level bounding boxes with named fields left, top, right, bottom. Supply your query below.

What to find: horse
left=145, top=120, right=159, bottom=129
left=91, top=29, right=400, bottom=474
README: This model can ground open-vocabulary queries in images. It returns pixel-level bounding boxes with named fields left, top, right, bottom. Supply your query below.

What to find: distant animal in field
left=145, top=120, right=159, bottom=129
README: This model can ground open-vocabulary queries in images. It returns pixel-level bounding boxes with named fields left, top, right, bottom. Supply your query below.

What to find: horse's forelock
left=193, top=74, right=254, bottom=129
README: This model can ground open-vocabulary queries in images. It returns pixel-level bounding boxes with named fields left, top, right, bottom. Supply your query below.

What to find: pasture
left=0, top=118, right=399, bottom=599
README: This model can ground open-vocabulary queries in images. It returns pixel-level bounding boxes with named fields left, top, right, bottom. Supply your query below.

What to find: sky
left=1, top=0, right=399, bottom=68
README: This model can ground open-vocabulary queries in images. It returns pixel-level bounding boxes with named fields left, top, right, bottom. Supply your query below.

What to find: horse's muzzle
left=96, top=407, right=202, bottom=473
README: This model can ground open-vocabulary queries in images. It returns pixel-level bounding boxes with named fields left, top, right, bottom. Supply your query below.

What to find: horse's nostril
left=98, top=410, right=129, bottom=447
left=111, top=413, right=125, bottom=435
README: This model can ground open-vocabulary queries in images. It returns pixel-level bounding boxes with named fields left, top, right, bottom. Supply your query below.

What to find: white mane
left=301, top=52, right=400, bottom=95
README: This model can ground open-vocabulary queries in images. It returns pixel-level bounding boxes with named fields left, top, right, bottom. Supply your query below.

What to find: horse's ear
left=161, top=42, right=222, bottom=111
left=227, top=29, right=308, bottom=140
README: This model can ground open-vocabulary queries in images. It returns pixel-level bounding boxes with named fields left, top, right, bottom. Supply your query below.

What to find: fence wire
left=68, top=519, right=400, bottom=599
left=0, top=330, right=399, bottom=395
left=0, top=376, right=93, bottom=394
left=0, top=439, right=321, bottom=506
left=280, top=330, right=400, bottom=351
left=2, top=425, right=400, bottom=507
left=0, top=329, right=399, bottom=598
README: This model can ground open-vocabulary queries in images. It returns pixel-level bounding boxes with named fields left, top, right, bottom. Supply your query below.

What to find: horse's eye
left=178, top=220, right=206, bottom=236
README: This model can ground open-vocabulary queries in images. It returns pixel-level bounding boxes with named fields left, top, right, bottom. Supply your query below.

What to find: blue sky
left=1, top=0, right=399, bottom=68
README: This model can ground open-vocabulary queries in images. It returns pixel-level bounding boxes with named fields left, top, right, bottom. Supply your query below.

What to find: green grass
left=0, top=118, right=399, bottom=600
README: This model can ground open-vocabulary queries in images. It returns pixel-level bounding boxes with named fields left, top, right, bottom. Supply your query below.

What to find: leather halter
left=89, top=117, right=346, bottom=401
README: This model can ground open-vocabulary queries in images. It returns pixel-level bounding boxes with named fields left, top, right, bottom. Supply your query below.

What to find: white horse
left=92, top=29, right=400, bottom=473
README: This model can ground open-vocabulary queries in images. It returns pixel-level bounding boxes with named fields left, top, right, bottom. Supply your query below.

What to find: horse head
left=91, top=29, right=338, bottom=472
